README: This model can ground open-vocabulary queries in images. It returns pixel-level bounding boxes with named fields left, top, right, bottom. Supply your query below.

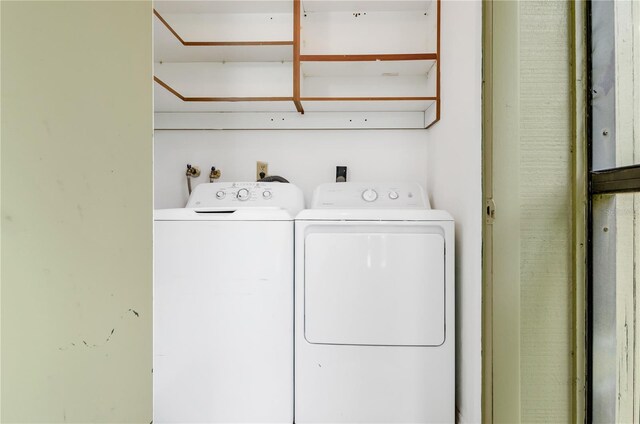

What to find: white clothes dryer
left=154, top=182, right=304, bottom=424
left=295, top=182, right=455, bottom=423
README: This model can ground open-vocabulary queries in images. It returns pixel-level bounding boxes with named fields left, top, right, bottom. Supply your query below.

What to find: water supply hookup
left=186, top=164, right=201, bottom=195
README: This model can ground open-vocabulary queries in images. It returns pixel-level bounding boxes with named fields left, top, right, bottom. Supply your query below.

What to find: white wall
left=154, top=130, right=429, bottom=208
left=153, top=1, right=483, bottom=422
left=425, top=1, right=483, bottom=423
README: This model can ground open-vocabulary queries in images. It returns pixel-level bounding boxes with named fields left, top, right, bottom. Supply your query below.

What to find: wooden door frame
left=482, top=1, right=588, bottom=422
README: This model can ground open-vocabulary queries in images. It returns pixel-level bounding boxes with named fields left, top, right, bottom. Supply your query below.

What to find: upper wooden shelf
left=300, top=1, right=433, bottom=13
left=153, top=10, right=293, bottom=46
left=301, top=60, right=436, bottom=80
left=155, top=1, right=293, bottom=15
left=153, top=0, right=441, bottom=128
left=300, top=53, right=437, bottom=62
left=300, top=60, right=437, bottom=104
left=153, top=6, right=294, bottom=62
left=154, top=11, right=293, bottom=63
left=299, top=5, right=437, bottom=57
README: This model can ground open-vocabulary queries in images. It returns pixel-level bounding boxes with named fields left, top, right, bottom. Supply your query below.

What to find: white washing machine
left=295, top=182, right=455, bottom=423
left=154, top=182, right=304, bottom=424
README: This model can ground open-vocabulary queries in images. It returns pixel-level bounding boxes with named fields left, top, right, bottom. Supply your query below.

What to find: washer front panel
left=154, top=220, right=293, bottom=423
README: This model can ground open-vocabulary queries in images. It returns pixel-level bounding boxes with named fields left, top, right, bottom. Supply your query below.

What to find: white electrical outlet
left=256, top=161, right=268, bottom=180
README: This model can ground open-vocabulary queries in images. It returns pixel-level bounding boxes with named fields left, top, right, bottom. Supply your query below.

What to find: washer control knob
left=362, top=189, right=378, bottom=202
left=215, top=190, right=225, bottom=199
left=388, top=191, right=399, bottom=200
left=236, top=188, right=250, bottom=201
left=263, top=190, right=272, bottom=199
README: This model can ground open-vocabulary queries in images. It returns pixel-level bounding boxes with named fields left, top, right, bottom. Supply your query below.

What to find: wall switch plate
left=257, top=161, right=268, bottom=180
left=336, top=166, right=347, bottom=182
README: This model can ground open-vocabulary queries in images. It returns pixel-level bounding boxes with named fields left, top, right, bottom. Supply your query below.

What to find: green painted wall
left=490, top=1, right=574, bottom=422
left=518, top=2, right=573, bottom=422
left=1, top=2, right=153, bottom=422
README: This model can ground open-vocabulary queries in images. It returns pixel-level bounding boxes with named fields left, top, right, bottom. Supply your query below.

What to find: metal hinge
left=485, top=198, right=496, bottom=224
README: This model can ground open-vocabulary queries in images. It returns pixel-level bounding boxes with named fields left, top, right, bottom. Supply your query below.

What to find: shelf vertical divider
left=435, top=0, right=441, bottom=124
left=293, top=0, right=304, bottom=113
left=426, top=0, right=441, bottom=129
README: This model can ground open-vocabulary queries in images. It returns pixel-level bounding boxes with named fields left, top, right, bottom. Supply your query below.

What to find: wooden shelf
left=154, top=78, right=298, bottom=113
left=296, top=97, right=439, bottom=128
left=299, top=99, right=435, bottom=113
left=153, top=0, right=441, bottom=128
left=155, top=1, right=294, bottom=15
left=301, top=1, right=433, bottom=13
left=300, top=53, right=437, bottom=62
left=301, top=60, right=436, bottom=77
left=153, top=10, right=292, bottom=46
left=300, top=2, right=437, bottom=56
left=300, top=60, right=436, bottom=100
left=154, top=76, right=292, bottom=102
left=154, top=10, right=293, bottom=62
left=154, top=60, right=293, bottom=98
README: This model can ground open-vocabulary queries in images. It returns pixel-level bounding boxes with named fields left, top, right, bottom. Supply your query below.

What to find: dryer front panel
left=304, top=228, right=445, bottom=346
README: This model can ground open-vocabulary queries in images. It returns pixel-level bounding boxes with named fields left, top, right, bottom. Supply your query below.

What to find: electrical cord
left=257, top=175, right=290, bottom=183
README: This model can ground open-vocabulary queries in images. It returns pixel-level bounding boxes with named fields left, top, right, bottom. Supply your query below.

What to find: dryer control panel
left=186, top=182, right=305, bottom=216
left=311, top=182, right=430, bottom=209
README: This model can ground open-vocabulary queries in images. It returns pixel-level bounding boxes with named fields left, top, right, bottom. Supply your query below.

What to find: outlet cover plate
left=257, top=161, right=268, bottom=180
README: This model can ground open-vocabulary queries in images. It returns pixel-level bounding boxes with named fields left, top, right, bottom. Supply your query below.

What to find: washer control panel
left=361, top=189, right=378, bottom=202
left=236, top=188, right=251, bottom=201
left=311, top=182, right=430, bottom=209
left=186, top=182, right=305, bottom=215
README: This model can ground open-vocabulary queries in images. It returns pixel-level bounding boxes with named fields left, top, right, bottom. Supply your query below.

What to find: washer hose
left=257, top=175, right=290, bottom=183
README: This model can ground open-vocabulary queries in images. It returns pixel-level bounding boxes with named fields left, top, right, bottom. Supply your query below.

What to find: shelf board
left=301, top=1, right=433, bottom=13
left=301, top=59, right=436, bottom=77
left=155, top=17, right=293, bottom=62
left=155, top=111, right=430, bottom=130
left=299, top=99, right=436, bottom=113
left=154, top=61, right=293, bottom=98
left=153, top=10, right=293, bottom=62
left=300, top=60, right=436, bottom=99
left=151, top=0, right=440, bottom=127
left=155, top=44, right=294, bottom=63
left=300, top=5, right=437, bottom=56
left=301, top=97, right=436, bottom=101
left=154, top=82, right=298, bottom=113
left=300, top=53, right=436, bottom=62
left=154, top=75, right=292, bottom=101
left=154, top=1, right=293, bottom=15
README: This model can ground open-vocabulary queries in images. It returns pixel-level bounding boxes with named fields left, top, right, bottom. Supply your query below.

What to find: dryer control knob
left=388, top=191, right=399, bottom=200
left=237, top=188, right=250, bottom=201
left=215, top=190, right=226, bottom=199
left=263, top=190, right=272, bottom=199
left=362, top=189, right=378, bottom=202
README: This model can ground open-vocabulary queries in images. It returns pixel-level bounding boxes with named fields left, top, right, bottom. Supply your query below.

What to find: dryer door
left=304, top=225, right=446, bottom=346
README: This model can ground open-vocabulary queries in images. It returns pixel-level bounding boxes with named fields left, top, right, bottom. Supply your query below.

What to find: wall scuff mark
left=57, top=309, right=140, bottom=351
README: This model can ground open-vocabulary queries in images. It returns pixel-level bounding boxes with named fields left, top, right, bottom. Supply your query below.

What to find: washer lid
left=295, top=209, right=453, bottom=221
left=155, top=207, right=293, bottom=221
left=186, top=182, right=305, bottom=216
